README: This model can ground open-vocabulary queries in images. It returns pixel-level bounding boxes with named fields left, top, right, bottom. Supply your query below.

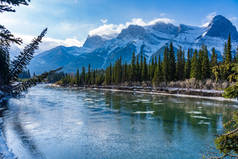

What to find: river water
left=0, top=85, right=237, bottom=159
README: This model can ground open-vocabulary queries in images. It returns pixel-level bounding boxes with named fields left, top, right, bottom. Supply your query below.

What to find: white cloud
left=229, top=17, right=238, bottom=22
left=89, top=17, right=175, bottom=38
left=15, top=34, right=83, bottom=53
left=100, top=19, right=108, bottom=24
left=202, top=12, right=217, bottom=27
left=159, top=13, right=167, bottom=17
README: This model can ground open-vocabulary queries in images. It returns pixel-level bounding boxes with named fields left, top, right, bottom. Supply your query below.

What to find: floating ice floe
left=187, top=111, right=202, bottom=114
left=153, top=103, right=164, bottom=105
left=134, top=111, right=154, bottom=114
left=191, top=115, right=210, bottom=120
left=198, top=120, right=210, bottom=125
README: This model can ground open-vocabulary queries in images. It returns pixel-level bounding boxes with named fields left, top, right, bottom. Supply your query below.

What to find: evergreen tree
left=197, top=49, right=203, bottom=80
left=235, top=47, right=238, bottom=63
left=122, top=63, right=128, bottom=82
left=87, top=64, right=91, bottom=84
left=92, top=69, right=96, bottom=85
left=176, top=47, right=185, bottom=80
left=142, top=56, right=148, bottom=81
left=211, top=47, right=218, bottom=67
left=223, top=42, right=227, bottom=63
left=76, top=69, right=80, bottom=86
left=105, top=63, right=112, bottom=85
left=190, top=49, right=198, bottom=79
left=168, top=42, right=176, bottom=81
left=131, top=52, right=136, bottom=81
left=225, top=34, right=232, bottom=64
left=80, top=67, right=86, bottom=84
left=201, top=45, right=210, bottom=80
left=136, top=55, right=140, bottom=81
left=0, top=47, right=9, bottom=85
left=153, top=56, right=163, bottom=85
left=184, top=49, right=191, bottom=79
left=162, top=46, right=169, bottom=82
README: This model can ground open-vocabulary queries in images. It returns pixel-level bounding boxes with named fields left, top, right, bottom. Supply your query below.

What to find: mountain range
left=28, top=15, right=238, bottom=74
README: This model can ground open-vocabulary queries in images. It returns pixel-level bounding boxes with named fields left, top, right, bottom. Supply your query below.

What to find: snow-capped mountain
left=29, top=15, right=238, bottom=74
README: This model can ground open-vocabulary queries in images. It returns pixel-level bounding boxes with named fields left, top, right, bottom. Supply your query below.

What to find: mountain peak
left=83, top=35, right=106, bottom=49
left=205, top=15, right=238, bottom=40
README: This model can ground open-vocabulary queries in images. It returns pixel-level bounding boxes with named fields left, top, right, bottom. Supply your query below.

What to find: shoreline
left=49, top=84, right=238, bottom=103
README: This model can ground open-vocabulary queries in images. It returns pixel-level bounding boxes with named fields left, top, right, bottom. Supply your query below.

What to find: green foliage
left=0, top=46, right=10, bottom=85
left=190, top=49, right=198, bottom=79
left=12, top=67, right=62, bottom=95
left=168, top=42, right=176, bottom=81
left=223, top=83, right=238, bottom=98
left=184, top=49, right=191, bottom=79
left=152, top=56, right=163, bottom=85
left=201, top=45, right=210, bottom=80
left=162, top=46, right=169, bottom=82
left=0, top=1, right=59, bottom=95
left=0, top=0, right=29, bottom=12
left=225, top=34, right=232, bottom=64
left=176, top=47, right=185, bottom=80
left=214, top=112, right=238, bottom=158
left=9, top=28, right=47, bottom=82
left=56, top=35, right=238, bottom=100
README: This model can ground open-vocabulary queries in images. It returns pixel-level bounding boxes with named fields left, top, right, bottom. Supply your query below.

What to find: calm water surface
left=0, top=85, right=237, bottom=159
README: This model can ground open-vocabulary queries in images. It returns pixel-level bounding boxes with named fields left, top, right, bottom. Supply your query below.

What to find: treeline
left=57, top=34, right=238, bottom=87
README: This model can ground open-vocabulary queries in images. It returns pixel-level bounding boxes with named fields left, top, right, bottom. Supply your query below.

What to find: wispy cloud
left=202, top=12, right=217, bottom=27
left=159, top=13, right=167, bottom=17
left=14, top=34, right=83, bottom=53
left=89, top=17, right=175, bottom=38
left=100, top=19, right=108, bottom=24
left=229, top=17, right=238, bottom=22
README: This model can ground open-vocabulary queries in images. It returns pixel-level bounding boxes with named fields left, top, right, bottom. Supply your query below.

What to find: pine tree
left=0, top=47, right=10, bottom=85
left=211, top=48, right=218, bottom=67
left=76, top=69, right=80, bottom=86
left=86, top=64, right=91, bottom=84
left=136, top=55, right=140, bottom=81
left=201, top=45, right=210, bottom=80
left=190, top=49, right=198, bottom=79
left=184, top=49, right=191, bottom=79
left=142, top=56, right=148, bottom=81
left=80, top=67, right=86, bottom=84
left=105, top=63, right=112, bottom=85
left=162, top=46, right=169, bottom=82
left=176, top=47, right=185, bottom=80
left=153, top=56, right=163, bottom=85
left=225, top=34, right=232, bottom=64
left=235, top=47, right=238, bottom=63
left=168, top=42, right=176, bottom=81
left=131, top=52, right=136, bottom=81
left=223, top=42, right=227, bottom=63
left=122, top=63, right=128, bottom=82
left=197, top=48, right=204, bottom=80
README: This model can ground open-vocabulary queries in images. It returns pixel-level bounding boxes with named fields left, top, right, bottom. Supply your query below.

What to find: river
left=0, top=84, right=237, bottom=159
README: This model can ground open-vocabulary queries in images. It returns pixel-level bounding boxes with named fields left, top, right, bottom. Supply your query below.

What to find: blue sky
left=1, top=0, right=238, bottom=49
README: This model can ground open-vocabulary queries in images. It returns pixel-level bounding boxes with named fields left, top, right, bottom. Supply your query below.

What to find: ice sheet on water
left=133, top=111, right=154, bottom=114
left=187, top=111, right=202, bottom=115
left=191, top=115, right=210, bottom=120
left=198, top=120, right=210, bottom=125
left=153, top=103, right=164, bottom=105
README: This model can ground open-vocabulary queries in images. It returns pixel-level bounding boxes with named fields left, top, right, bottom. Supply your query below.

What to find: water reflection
left=0, top=85, right=236, bottom=159
left=0, top=100, right=45, bottom=159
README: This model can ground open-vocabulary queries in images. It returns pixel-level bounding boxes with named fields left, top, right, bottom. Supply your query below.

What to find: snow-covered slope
left=29, top=15, right=238, bottom=74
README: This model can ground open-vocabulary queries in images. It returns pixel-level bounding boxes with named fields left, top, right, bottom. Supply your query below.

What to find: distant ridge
left=29, top=15, right=238, bottom=74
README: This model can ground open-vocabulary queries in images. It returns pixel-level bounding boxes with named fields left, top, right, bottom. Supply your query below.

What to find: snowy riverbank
left=49, top=84, right=238, bottom=103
